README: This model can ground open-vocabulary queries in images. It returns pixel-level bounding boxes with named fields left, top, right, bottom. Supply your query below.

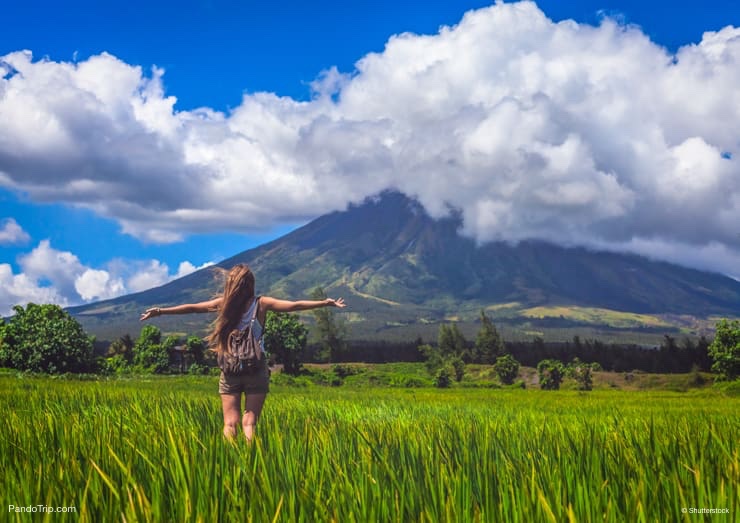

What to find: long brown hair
left=207, top=264, right=256, bottom=353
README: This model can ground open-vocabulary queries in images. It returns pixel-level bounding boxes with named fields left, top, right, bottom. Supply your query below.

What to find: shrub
left=100, top=354, right=130, bottom=375
left=450, top=356, right=466, bottom=382
left=715, top=379, right=740, bottom=396
left=185, top=336, right=207, bottom=365
left=389, top=375, right=430, bottom=388
left=434, top=367, right=452, bottom=388
left=132, top=325, right=175, bottom=374
left=420, top=344, right=444, bottom=375
left=332, top=364, right=357, bottom=378
left=187, top=363, right=210, bottom=375
left=421, top=343, right=465, bottom=382
left=493, top=354, right=520, bottom=385
left=438, top=323, right=468, bottom=359
left=572, top=365, right=593, bottom=391
left=537, top=359, right=565, bottom=390
left=474, top=310, right=505, bottom=363
left=708, top=319, right=740, bottom=381
left=689, top=364, right=706, bottom=386
left=310, top=287, right=347, bottom=363
left=567, top=358, right=593, bottom=391
left=264, top=312, right=308, bottom=375
left=0, top=304, right=94, bottom=374
left=106, top=335, right=134, bottom=363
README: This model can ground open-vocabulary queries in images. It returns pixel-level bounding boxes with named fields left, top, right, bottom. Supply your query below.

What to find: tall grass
left=2, top=375, right=738, bottom=522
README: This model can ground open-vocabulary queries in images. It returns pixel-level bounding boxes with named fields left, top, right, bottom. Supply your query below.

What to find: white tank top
left=236, top=297, right=265, bottom=353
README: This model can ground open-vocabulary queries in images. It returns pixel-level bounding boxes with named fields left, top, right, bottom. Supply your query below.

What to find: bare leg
left=242, top=393, right=267, bottom=442
left=220, top=393, right=241, bottom=439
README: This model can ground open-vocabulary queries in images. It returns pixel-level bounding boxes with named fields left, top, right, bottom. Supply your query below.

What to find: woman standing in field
left=140, top=263, right=345, bottom=441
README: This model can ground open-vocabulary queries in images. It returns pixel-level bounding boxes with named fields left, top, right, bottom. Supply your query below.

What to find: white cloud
left=123, top=259, right=216, bottom=294
left=126, top=260, right=170, bottom=293
left=0, top=240, right=214, bottom=316
left=0, top=263, right=66, bottom=316
left=596, top=238, right=740, bottom=282
left=0, top=218, right=30, bottom=245
left=0, top=2, right=739, bottom=275
left=75, top=269, right=126, bottom=301
left=176, top=260, right=215, bottom=279
left=18, top=240, right=86, bottom=300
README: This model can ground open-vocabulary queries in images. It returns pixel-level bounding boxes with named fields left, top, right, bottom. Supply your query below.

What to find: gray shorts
left=218, top=364, right=270, bottom=395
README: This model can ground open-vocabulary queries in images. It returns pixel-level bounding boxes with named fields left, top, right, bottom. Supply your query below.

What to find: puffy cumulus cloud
left=0, top=218, right=30, bottom=245
left=126, top=260, right=171, bottom=293
left=75, top=269, right=126, bottom=302
left=1, top=2, right=739, bottom=275
left=176, top=260, right=215, bottom=279
left=0, top=240, right=214, bottom=315
left=126, top=259, right=215, bottom=292
left=0, top=263, right=66, bottom=316
left=18, top=240, right=87, bottom=300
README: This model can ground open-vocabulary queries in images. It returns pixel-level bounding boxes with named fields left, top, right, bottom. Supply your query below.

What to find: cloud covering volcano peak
left=1, top=1, right=739, bottom=276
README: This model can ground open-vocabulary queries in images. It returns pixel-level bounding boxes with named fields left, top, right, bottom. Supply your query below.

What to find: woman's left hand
left=140, top=308, right=160, bottom=321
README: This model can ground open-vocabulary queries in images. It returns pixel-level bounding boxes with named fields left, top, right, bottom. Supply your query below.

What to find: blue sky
left=1, top=0, right=739, bottom=314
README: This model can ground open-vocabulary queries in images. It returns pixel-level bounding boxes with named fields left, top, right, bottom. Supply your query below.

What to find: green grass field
left=2, top=374, right=738, bottom=522
left=519, top=305, right=673, bottom=329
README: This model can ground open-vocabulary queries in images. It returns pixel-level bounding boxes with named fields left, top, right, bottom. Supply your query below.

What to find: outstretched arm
left=260, top=296, right=346, bottom=313
left=140, top=298, right=222, bottom=321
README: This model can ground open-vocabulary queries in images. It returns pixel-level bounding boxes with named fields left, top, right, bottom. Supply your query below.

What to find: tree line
left=0, top=287, right=348, bottom=377
left=1, top=302, right=738, bottom=384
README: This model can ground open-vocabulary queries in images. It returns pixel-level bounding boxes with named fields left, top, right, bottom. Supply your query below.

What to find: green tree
left=537, top=359, right=565, bottom=390
left=133, top=325, right=175, bottom=374
left=434, top=366, right=452, bottom=388
left=419, top=343, right=444, bottom=376
left=0, top=303, right=93, bottom=373
left=438, top=323, right=468, bottom=359
left=474, top=310, right=505, bottom=363
left=422, top=326, right=467, bottom=382
left=450, top=355, right=466, bottom=382
left=708, top=319, right=740, bottom=381
left=185, top=335, right=207, bottom=365
left=310, top=287, right=347, bottom=363
left=264, top=311, right=308, bottom=375
left=493, top=354, right=520, bottom=385
left=107, top=334, right=134, bottom=363
left=568, top=358, right=593, bottom=391
left=183, top=335, right=209, bottom=374
left=100, top=354, right=130, bottom=375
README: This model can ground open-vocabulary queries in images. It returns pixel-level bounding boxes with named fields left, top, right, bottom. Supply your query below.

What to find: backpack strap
left=237, top=296, right=261, bottom=331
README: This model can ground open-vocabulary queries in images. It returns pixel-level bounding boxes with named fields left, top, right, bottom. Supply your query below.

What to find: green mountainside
left=69, top=192, right=740, bottom=342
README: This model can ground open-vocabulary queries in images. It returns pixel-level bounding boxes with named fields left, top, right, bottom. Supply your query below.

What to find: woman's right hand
left=325, top=298, right=346, bottom=308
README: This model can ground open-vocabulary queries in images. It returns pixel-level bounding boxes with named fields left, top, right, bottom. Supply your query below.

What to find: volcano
left=69, top=192, right=740, bottom=341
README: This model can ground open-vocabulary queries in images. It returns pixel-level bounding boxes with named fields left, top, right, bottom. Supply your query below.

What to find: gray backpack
left=218, top=297, right=265, bottom=376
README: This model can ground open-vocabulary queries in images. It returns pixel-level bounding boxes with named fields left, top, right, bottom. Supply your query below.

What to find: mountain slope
left=69, top=192, right=740, bottom=340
